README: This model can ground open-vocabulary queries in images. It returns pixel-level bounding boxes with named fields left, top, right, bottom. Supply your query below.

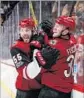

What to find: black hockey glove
left=36, top=46, right=60, bottom=69
left=40, top=20, right=53, bottom=38
left=30, top=34, right=44, bottom=50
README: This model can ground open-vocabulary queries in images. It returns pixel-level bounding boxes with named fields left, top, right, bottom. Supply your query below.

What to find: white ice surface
left=1, top=59, right=17, bottom=98
left=1, top=59, right=84, bottom=98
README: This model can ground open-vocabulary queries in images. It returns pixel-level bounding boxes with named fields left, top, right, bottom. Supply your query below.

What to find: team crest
left=49, top=40, right=57, bottom=45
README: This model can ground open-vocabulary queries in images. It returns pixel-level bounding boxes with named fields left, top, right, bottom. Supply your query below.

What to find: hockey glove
left=30, top=34, right=44, bottom=51
left=40, top=20, right=53, bottom=38
left=35, top=46, right=60, bottom=69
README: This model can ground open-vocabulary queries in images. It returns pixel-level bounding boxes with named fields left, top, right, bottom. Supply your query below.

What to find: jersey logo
left=49, top=40, right=57, bottom=45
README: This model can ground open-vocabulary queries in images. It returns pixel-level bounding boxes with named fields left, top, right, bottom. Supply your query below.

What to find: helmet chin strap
left=59, top=28, right=70, bottom=40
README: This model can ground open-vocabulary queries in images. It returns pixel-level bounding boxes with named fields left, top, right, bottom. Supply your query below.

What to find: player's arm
left=10, top=47, right=41, bottom=80
left=11, top=46, right=60, bottom=80
left=27, top=46, right=60, bottom=79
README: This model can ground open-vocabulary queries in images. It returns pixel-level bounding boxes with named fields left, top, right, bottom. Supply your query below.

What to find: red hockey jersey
left=42, top=35, right=77, bottom=93
left=10, top=39, right=42, bottom=91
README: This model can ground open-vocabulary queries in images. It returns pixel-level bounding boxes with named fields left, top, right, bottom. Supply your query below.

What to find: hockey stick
left=0, top=61, right=15, bottom=68
left=74, top=1, right=80, bottom=13
left=52, top=1, right=57, bottom=19
left=61, top=4, right=69, bottom=16
left=29, top=1, right=38, bottom=27
left=69, top=1, right=77, bottom=17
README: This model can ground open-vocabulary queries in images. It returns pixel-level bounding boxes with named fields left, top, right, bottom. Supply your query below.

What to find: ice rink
left=1, top=59, right=84, bottom=98
left=1, top=59, right=17, bottom=98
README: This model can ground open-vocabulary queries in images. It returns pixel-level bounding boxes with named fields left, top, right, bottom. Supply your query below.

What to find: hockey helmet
left=55, top=16, right=76, bottom=31
left=19, top=17, right=35, bottom=28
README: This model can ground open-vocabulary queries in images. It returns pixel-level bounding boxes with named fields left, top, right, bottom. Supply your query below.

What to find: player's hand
left=30, top=34, right=44, bottom=50
left=35, top=46, right=60, bottom=69
left=40, top=20, right=53, bottom=38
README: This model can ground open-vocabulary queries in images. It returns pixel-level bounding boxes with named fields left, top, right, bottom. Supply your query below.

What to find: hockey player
left=38, top=16, right=77, bottom=98
left=10, top=17, right=59, bottom=98
left=10, top=18, right=42, bottom=98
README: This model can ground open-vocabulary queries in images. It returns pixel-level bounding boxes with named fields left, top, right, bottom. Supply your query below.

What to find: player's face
left=20, top=27, right=32, bottom=43
left=52, top=23, right=65, bottom=37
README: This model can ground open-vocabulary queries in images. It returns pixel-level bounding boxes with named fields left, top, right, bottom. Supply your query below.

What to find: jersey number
left=13, top=53, right=22, bottom=64
left=64, top=55, right=74, bottom=77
